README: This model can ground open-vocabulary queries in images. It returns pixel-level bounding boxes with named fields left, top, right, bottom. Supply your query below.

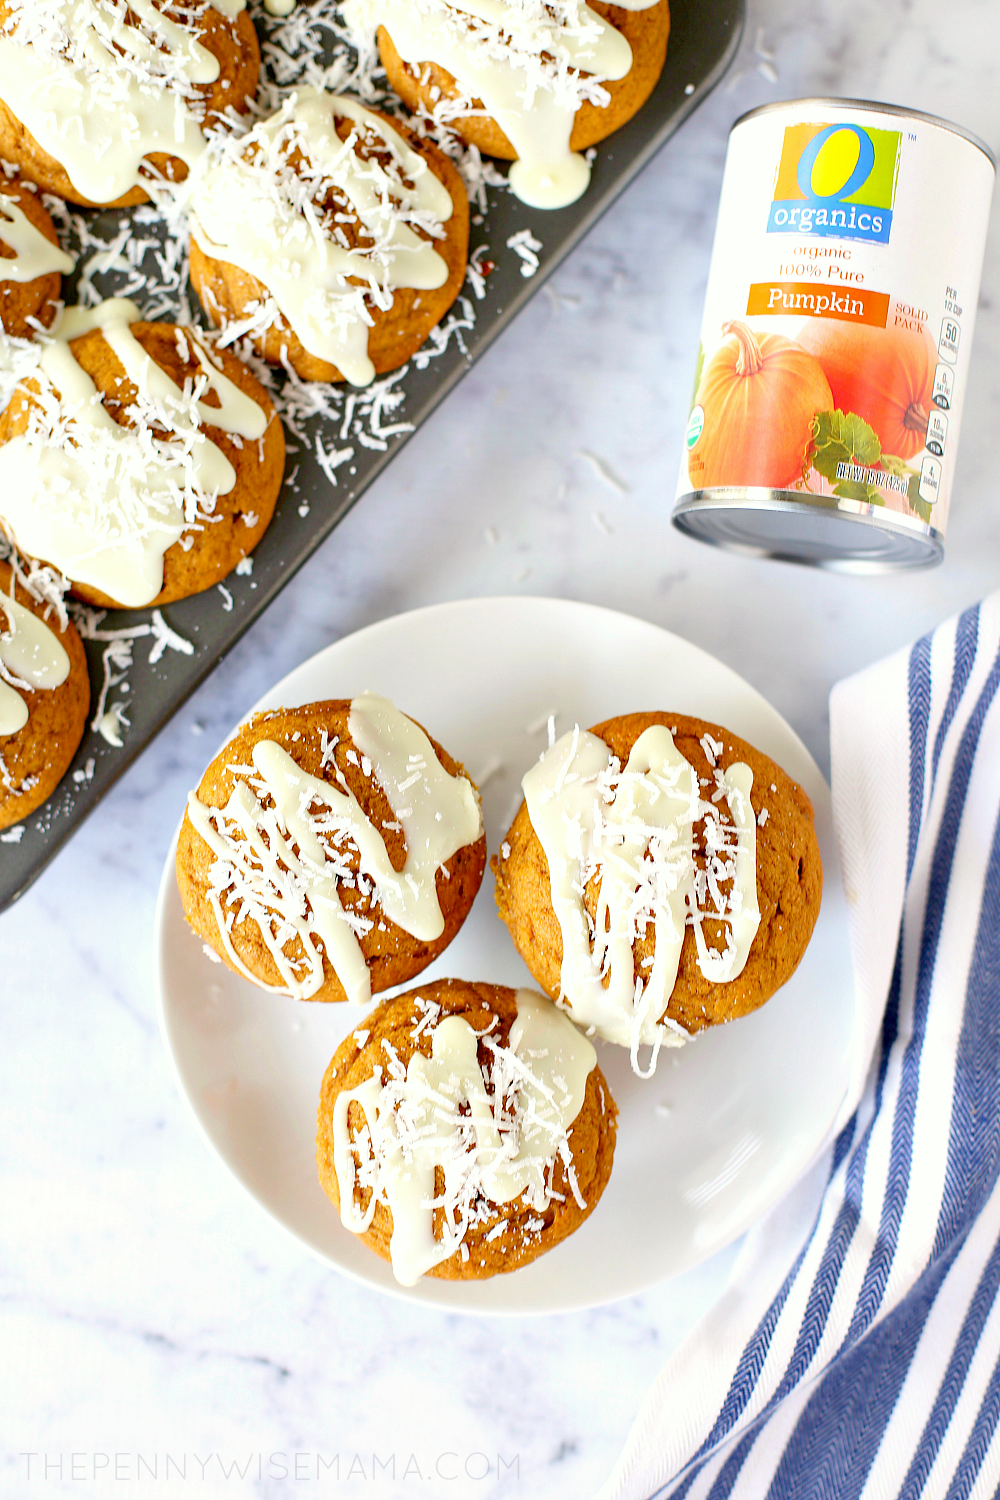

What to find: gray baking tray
left=0, top=0, right=744, bottom=910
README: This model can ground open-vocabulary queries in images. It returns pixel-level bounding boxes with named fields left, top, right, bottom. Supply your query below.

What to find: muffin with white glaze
left=189, top=89, right=470, bottom=387
left=0, top=0, right=260, bottom=209
left=345, top=0, right=671, bottom=208
left=0, top=559, right=89, bottom=829
left=0, top=300, right=284, bottom=610
left=317, top=978, right=618, bottom=1282
left=176, top=695, right=488, bottom=1004
left=0, top=175, right=74, bottom=338
left=493, top=712, right=822, bottom=1070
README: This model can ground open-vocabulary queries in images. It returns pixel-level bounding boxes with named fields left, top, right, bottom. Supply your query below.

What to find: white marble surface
left=3, top=1, right=999, bottom=1495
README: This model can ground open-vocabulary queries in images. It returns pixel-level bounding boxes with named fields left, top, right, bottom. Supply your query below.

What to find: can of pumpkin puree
left=673, top=99, right=995, bottom=569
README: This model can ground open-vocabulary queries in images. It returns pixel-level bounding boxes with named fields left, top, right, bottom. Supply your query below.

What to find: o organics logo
left=767, top=122, right=901, bottom=244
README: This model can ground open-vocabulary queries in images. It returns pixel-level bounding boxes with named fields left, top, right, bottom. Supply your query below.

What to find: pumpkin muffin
left=176, top=695, right=487, bottom=1004
left=189, top=91, right=470, bottom=386
left=317, top=979, right=617, bottom=1282
left=0, top=311, right=284, bottom=610
left=0, top=176, right=73, bottom=338
left=493, top=712, right=822, bottom=1049
left=378, top=0, right=671, bottom=158
left=0, top=560, right=90, bottom=830
left=351, top=0, right=670, bottom=205
left=0, top=0, right=260, bottom=208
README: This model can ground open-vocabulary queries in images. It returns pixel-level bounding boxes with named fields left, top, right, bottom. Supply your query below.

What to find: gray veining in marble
left=3, top=0, right=998, bottom=1495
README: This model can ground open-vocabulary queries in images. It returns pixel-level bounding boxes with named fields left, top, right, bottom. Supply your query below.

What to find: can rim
left=671, top=489, right=946, bottom=572
left=732, top=97, right=995, bottom=169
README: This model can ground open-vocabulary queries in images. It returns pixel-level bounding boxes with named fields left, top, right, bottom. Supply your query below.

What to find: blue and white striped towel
left=598, top=592, right=1000, bottom=1500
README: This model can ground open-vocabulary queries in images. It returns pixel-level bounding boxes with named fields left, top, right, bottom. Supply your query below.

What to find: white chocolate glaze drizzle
left=0, top=590, right=70, bottom=737
left=332, top=989, right=596, bottom=1284
left=186, top=694, right=483, bottom=1004
left=0, top=298, right=267, bottom=607
left=0, top=198, right=74, bottom=284
left=0, top=0, right=247, bottom=204
left=190, top=89, right=453, bottom=387
left=343, top=0, right=656, bottom=209
left=521, top=725, right=760, bottom=1070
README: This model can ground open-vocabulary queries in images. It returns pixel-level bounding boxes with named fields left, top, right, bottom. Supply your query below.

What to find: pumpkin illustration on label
left=687, top=320, right=833, bottom=490
left=795, top=321, right=938, bottom=461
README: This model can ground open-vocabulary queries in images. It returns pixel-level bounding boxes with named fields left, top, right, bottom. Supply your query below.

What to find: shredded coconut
left=345, top=1014, right=582, bottom=1248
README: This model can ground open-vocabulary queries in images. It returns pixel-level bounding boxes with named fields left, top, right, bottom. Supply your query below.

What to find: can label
left=677, top=103, right=994, bottom=544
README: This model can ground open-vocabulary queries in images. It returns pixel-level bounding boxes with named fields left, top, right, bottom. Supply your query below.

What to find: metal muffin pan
left=0, top=0, right=744, bottom=911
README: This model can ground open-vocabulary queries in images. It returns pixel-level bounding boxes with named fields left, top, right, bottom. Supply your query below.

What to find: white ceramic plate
left=155, top=597, right=854, bottom=1314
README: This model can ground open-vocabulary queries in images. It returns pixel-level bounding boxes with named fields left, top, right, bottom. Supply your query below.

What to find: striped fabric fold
left=598, top=591, right=1000, bottom=1500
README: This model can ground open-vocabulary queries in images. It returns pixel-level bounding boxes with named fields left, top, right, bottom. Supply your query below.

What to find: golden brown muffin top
left=0, top=0, right=261, bottom=207
left=493, top=712, right=823, bottom=1051
left=0, top=312, right=284, bottom=609
left=176, top=698, right=487, bottom=1003
left=0, top=557, right=90, bottom=830
left=317, top=978, right=618, bottom=1281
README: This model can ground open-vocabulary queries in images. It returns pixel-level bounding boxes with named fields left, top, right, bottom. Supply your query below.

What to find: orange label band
left=746, top=281, right=890, bottom=328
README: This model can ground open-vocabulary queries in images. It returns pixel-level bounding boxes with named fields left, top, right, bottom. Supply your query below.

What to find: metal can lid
left=672, top=490, right=944, bottom=573
left=732, top=97, right=995, bottom=169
